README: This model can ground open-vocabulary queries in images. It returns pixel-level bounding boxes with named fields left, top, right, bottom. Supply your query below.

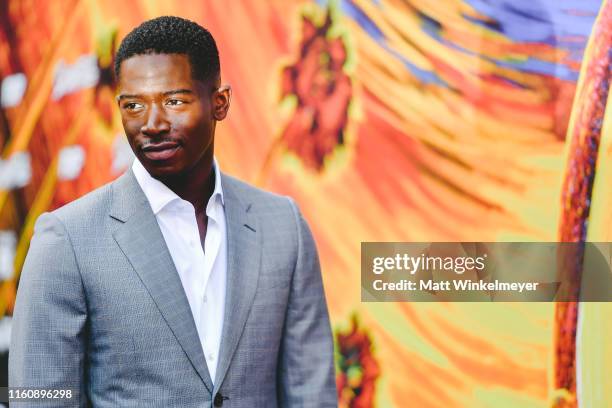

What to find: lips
left=141, top=141, right=181, bottom=161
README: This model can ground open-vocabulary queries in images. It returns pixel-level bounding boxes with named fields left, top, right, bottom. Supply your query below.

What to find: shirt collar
left=132, top=157, right=225, bottom=215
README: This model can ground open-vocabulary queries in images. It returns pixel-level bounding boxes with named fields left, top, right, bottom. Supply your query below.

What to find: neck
left=157, top=153, right=215, bottom=214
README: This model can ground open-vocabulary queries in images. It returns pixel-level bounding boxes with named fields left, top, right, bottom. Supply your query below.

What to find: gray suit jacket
left=9, top=169, right=337, bottom=407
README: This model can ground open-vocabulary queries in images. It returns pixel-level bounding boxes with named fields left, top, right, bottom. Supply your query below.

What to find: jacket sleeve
left=9, top=212, right=89, bottom=407
left=277, top=199, right=338, bottom=407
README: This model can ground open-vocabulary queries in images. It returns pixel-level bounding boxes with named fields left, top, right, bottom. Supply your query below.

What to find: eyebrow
left=117, top=89, right=195, bottom=101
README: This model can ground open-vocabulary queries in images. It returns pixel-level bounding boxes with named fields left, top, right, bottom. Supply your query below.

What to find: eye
left=166, top=99, right=185, bottom=106
left=123, top=102, right=144, bottom=111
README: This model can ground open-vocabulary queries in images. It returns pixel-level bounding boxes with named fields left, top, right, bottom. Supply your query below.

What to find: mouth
left=141, top=141, right=181, bottom=161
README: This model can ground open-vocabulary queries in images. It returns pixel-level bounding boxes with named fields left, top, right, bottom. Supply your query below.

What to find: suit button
left=214, top=393, right=224, bottom=407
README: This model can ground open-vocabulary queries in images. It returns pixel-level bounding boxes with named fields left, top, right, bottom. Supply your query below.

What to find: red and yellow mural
left=1, top=1, right=610, bottom=406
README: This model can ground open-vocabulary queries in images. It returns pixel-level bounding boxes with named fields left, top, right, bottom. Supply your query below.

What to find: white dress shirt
left=132, top=158, right=227, bottom=384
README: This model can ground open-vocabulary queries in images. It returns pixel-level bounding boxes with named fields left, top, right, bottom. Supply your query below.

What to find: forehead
left=117, top=53, right=195, bottom=94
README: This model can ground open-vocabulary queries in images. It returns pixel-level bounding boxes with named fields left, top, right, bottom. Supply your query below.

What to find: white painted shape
left=0, top=231, right=16, bottom=280
left=0, top=317, right=12, bottom=352
left=0, top=73, right=27, bottom=108
left=52, top=54, right=100, bottom=100
left=111, top=133, right=135, bottom=175
left=57, top=145, right=86, bottom=181
left=0, top=152, right=31, bottom=190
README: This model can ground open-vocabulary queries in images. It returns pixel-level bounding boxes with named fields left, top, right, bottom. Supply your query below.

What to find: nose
left=141, top=103, right=170, bottom=136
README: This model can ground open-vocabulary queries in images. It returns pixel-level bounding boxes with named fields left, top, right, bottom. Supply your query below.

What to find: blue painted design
left=463, top=0, right=600, bottom=43
left=494, top=57, right=579, bottom=80
left=315, top=0, right=600, bottom=82
left=317, top=0, right=445, bottom=84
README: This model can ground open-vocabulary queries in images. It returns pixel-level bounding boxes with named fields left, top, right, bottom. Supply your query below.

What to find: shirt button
left=203, top=295, right=208, bottom=303
left=208, top=353, right=215, bottom=361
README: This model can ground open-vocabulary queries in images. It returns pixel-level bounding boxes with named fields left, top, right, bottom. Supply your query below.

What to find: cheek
left=175, top=110, right=211, bottom=140
left=121, top=114, right=143, bottom=136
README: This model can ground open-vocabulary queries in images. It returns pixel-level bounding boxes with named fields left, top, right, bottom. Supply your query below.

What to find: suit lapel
left=214, top=174, right=261, bottom=390
left=109, top=170, right=214, bottom=393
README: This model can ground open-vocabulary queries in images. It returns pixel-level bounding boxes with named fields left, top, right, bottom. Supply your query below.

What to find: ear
left=213, top=84, right=231, bottom=121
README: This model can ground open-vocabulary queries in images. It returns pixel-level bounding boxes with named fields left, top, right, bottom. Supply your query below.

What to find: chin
left=141, top=162, right=184, bottom=179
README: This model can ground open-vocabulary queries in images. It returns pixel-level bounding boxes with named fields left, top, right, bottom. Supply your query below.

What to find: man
left=10, top=16, right=337, bottom=407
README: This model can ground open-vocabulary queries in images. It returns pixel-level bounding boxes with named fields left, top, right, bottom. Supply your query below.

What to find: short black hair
left=114, top=16, right=220, bottom=83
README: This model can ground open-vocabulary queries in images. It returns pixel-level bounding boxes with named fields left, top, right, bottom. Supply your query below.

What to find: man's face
left=117, top=53, right=228, bottom=179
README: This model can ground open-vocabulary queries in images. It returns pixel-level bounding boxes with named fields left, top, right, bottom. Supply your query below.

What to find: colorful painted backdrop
left=0, top=1, right=610, bottom=407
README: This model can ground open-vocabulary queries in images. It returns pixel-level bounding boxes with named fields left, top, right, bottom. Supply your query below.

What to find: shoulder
left=221, top=173, right=312, bottom=242
left=221, top=173, right=299, bottom=219
left=47, top=174, right=123, bottom=232
left=53, top=182, right=113, bottom=221
left=221, top=173, right=314, bottom=244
